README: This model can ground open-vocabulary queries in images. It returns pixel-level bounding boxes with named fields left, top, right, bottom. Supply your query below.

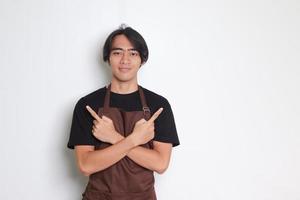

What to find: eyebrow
left=111, top=48, right=138, bottom=51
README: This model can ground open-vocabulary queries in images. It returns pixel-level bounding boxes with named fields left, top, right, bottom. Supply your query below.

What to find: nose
left=120, top=52, right=130, bottom=64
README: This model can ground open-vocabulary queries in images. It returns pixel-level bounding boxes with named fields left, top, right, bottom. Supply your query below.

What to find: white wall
left=1, top=0, right=299, bottom=199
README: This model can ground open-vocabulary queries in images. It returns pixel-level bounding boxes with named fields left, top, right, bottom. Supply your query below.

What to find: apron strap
left=138, top=86, right=151, bottom=119
left=103, top=84, right=111, bottom=114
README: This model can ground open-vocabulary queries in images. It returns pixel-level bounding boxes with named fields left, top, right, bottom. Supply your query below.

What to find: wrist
left=112, top=131, right=124, bottom=144
left=127, top=133, right=138, bottom=147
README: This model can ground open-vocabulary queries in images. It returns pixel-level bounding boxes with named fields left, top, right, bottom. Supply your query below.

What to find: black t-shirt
left=67, top=86, right=180, bottom=149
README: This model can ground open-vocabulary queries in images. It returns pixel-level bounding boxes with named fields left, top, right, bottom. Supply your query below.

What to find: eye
left=130, top=51, right=139, bottom=56
left=111, top=51, right=122, bottom=56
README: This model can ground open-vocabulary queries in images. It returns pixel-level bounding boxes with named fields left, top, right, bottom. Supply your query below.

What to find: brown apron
left=82, top=84, right=156, bottom=200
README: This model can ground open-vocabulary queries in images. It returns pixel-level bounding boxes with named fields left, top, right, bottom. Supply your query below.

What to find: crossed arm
left=75, top=106, right=172, bottom=176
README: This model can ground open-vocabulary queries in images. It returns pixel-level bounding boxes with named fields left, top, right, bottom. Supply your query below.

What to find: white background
left=1, top=0, right=300, bottom=199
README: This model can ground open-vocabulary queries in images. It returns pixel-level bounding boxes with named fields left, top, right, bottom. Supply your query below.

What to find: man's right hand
left=130, top=108, right=163, bottom=146
left=86, top=105, right=121, bottom=144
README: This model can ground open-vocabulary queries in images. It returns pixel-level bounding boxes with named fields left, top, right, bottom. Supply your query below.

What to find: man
left=67, top=24, right=180, bottom=200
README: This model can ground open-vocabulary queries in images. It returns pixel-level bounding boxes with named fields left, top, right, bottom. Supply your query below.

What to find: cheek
left=133, top=57, right=142, bottom=66
left=109, top=57, right=119, bottom=67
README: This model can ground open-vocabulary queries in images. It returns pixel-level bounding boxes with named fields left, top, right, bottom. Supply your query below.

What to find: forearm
left=127, top=146, right=168, bottom=174
left=78, top=135, right=136, bottom=176
left=115, top=136, right=168, bottom=174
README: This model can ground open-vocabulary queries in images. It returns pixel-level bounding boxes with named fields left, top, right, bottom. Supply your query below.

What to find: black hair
left=103, top=24, right=149, bottom=64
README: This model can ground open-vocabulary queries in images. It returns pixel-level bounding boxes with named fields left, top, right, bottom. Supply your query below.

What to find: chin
left=114, top=75, right=135, bottom=83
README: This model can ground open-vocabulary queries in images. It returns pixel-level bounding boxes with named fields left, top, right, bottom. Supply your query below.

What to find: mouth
left=119, top=67, right=131, bottom=73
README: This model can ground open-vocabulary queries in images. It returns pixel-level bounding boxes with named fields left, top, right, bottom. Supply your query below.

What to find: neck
left=110, top=79, right=138, bottom=94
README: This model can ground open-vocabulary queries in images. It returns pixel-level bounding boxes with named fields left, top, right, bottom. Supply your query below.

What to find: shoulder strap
left=103, top=84, right=111, bottom=114
left=138, top=86, right=151, bottom=119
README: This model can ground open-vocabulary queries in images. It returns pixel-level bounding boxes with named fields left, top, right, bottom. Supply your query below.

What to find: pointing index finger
left=148, top=108, right=163, bottom=123
left=86, top=105, right=101, bottom=121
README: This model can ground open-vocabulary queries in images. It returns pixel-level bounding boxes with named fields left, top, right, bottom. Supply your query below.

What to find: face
left=108, top=34, right=142, bottom=84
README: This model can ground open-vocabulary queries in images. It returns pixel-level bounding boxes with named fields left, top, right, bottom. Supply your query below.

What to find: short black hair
left=103, top=24, right=149, bottom=64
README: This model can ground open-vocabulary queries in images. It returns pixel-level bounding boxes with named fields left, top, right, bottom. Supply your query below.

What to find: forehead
left=111, top=34, right=134, bottom=49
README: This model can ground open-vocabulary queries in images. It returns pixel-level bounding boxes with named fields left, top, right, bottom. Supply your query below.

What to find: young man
left=67, top=25, right=180, bottom=200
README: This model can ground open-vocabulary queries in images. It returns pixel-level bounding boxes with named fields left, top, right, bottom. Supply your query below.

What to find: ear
left=139, top=62, right=145, bottom=68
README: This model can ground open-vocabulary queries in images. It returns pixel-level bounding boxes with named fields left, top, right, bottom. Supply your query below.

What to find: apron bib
left=82, top=84, right=156, bottom=200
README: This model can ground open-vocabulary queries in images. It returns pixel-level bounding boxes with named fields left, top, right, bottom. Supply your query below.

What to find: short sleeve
left=153, top=99, right=180, bottom=147
left=67, top=97, right=97, bottom=149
